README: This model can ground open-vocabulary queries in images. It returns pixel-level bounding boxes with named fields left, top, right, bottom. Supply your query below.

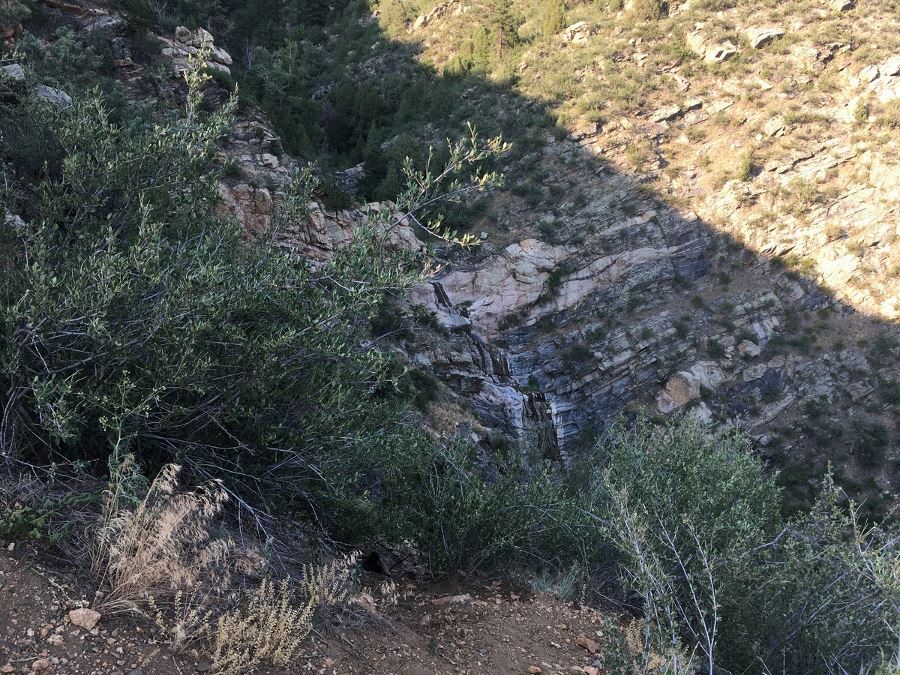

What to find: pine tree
left=488, top=0, right=519, bottom=55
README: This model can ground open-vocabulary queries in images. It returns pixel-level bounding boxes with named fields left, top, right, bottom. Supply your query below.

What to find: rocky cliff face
left=377, top=0, right=900, bottom=512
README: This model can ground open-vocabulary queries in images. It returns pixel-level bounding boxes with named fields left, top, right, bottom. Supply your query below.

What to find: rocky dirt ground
left=1, top=549, right=625, bottom=675
left=0, top=548, right=192, bottom=674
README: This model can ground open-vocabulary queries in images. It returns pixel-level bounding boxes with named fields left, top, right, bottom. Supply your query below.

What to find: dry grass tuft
left=91, top=463, right=233, bottom=615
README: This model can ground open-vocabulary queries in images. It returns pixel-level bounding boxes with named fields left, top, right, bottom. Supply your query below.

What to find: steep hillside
left=1, top=0, right=898, bottom=672
left=281, top=0, right=900, bottom=515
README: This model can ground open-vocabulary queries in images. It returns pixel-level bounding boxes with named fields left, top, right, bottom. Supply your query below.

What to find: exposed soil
left=0, top=547, right=195, bottom=674
left=1, top=549, right=617, bottom=675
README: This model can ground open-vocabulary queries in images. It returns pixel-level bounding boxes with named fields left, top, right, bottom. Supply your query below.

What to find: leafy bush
left=627, top=0, right=665, bottom=20
left=391, top=440, right=599, bottom=576
left=2, top=55, right=510, bottom=549
left=744, top=477, right=900, bottom=674
left=597, top=419, right=779, bottom=672
left=852, top=421, right=890, bottom=467
left=596, top=419, right=899, bottom=674
left=0, top=66, right=418, bottom=538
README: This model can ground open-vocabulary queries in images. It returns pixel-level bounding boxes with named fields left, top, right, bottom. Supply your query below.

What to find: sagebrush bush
left=593, top=419, right=899, bottom=674
left=1, top=52, right=507, bottom=549
left=0, top=60, right=420, bottom=535
left=627, top=0, right=664, bottom=20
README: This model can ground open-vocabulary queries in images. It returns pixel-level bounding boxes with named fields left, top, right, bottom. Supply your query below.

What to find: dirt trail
left=1, top=551, right=617, bottom=675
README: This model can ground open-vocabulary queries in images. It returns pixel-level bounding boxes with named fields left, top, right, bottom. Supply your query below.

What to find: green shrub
left=745, top=477, right=899, bottom=673
left=540, top=0, right=566, bottom=38
left=852, top=421, right=890, bottom=466
left=1, top=57, right=509, bottom=544
left=0, top=72, right=416, bottom=536
left=392, top=438, right=606, bottom=576
left=627, top=0, right=664, bottom=20
left=597, top=419, right=899, bottom=673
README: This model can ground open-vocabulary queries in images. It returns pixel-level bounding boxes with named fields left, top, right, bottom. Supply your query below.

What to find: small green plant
left=627, top=0, right=664, bottom=20
left=853, top=98, right=870, bottom=125
left=0, top=500, right=54, bottom=541
left=852, top=421, right=889, bottom=467
left=707, top=338, right=726, bottom=358
left=736, top=151, right=753, bottom=181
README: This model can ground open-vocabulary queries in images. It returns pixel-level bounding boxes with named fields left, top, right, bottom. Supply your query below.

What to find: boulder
left=656, top=361, right=726, bottom=413
left=763, top=115, right=786, bottom=137
left=687, top=29, right=738, bottom=63
left=881, top=55, right=900, bottom=77
left=4, top=213, right=26, bottom=231
left=563, top=22, right=597, bottom=44
left=649, top=104, right=682, bottom=122
left=1, top=63, right=24, bottom=81
left=33, top=84, right=72, bottom=107
left=411, top=0, right=461, bottom=31
left=84, top=14, right=127, bottom=33
left=745, top=27, right=785, bottom=49
left=159, top=26, right=233, bottom=77
left=830, top=0, right=855, bottom=10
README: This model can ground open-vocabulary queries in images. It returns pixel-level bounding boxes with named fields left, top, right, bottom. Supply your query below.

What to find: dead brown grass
left=91, top=463, right=233, bottom=615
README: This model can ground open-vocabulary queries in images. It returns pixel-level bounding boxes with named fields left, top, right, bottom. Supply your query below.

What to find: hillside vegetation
left=0, top=0, right=898, bottom=673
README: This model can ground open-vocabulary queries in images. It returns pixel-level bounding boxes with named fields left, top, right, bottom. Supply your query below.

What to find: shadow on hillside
left=290, top=8, right=899, bottom=516
left=378, top=13, right=898, bottom=515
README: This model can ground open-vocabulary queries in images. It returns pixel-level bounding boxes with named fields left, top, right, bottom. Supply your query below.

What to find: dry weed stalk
left=92, top=463, right=233, bottom=615
left=211, top=553, right=358, bottom=673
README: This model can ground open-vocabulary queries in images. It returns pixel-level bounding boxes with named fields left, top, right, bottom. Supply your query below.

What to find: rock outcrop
left=159, top=26, right=233, bottom=76
left=686, top=27, right=738, bottom=63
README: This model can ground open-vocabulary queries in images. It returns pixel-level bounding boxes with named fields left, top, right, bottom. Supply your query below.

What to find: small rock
left=563, top=21, right=596, bottom=44
left=763, top=115, right=786, bottom=137
left=30, top=659, right=51, bottom=672
left=738, top=340, right=762, bottom=358
left=68, top=608, right=101, bottom=631
left=830, top=0, right=854, bottom=10
left=706, top=41, right=739, bottom=63
left=687, top=28, right=738, bottom=63
left=46, top=634, right=64, bottom=647
left=1, top=63, right=24, bottom=81
left=527, top=667, right=542, bottom=674
left=3, top=214, right=25, bottom=232
left=84, top=14, right=127, bottom=33
left=859, top=65, right=880, bottom=83
left=882, top=56, right=900, bottom=77
left=649, top=104, right=682, bottom=123
left=575, top=635, right=599, bottom=653
left=258, top=152, right=279, bottom=168
left=195, top=659, right=213, bottom=672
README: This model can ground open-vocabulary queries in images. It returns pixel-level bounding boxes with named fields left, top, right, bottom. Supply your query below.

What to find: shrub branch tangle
left=0, top=56, right=500, bottom=541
